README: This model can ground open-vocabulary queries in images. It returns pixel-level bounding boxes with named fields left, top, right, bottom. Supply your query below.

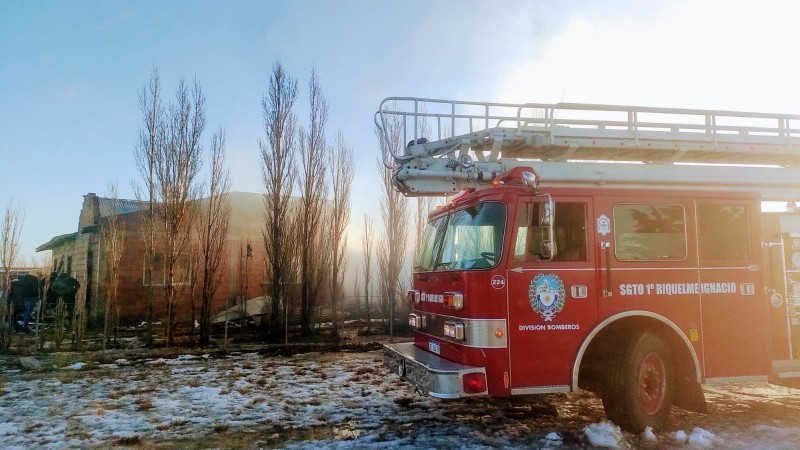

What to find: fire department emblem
left=529, top=274, right=566, bottom=321
left=597, top=214, right=611, bottom=236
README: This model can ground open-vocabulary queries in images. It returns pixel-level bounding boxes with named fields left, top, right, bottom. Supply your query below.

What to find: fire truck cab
left=379, top=98, right=800, bottom=431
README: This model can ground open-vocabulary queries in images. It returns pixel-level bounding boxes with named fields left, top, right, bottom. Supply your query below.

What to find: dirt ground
left=2, top=339, right=800, bottom=449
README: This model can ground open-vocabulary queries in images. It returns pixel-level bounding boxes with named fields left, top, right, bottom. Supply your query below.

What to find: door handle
left=601, top=242, right=612, bottom=297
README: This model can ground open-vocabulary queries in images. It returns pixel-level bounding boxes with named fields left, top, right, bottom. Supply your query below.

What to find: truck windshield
left=415, top=202, right=506, bottom=271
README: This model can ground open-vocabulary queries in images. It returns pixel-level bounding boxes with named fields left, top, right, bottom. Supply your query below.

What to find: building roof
left=98, top=197, right=148, bottom=217
left=35, top=232, right=78, bottom=252
left=36, top=191, right=270, bottom=252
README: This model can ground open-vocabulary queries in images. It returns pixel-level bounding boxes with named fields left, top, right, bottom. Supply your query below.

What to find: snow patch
left=641, top=426, right=657, bottom=443
left=542, top=431, right=563, bottom=448
left=334, top=427, right=363, bottom=440
left=688, top=427, right=720, bottom=447
left=584, top=422, right=624, bottom=448
left=65, top=362, right=86, bottom=370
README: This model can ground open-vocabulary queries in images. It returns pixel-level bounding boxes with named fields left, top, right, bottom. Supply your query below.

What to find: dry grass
left=355, top=367, right=375, bottom=376
left=115, top=436, right=141, bottom=446
left=47, top=403, right=62, bottom=416
left=237, top=386, right=253, bottom=396
left=23, top=422, right=44, bottom=433
left=131, top=386, right=156, bottom=395
left=157, top=419, right=188, bottom=430
left=132, top=371, right=148, bottom=381
left=52, top=354, right=98, bottom=370
left=56, top=371, right=82, bottom=384
left=394, top=397, right=413, bottom=407
left=134, top=396, right=154, bottom=411
left=246, top=396, right=266, bottom=407
left=107, top=389, right=126, bottom=400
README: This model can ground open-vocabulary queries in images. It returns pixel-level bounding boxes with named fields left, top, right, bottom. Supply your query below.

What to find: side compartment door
left=696, top=199, right=770, bottom=378
left=506, top=196, right=597, bottom=390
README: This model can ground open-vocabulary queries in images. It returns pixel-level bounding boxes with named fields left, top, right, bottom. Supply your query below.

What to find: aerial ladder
left=376, top=97, right=800, bottom=201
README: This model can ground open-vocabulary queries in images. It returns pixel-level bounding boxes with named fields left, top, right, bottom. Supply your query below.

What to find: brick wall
left=43, top=192, right=273, bottom=327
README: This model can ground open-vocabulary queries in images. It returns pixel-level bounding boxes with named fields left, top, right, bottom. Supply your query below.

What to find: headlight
left=443, top=321, right=465, bottom=340
left=408, top=313, right=426, bottom=329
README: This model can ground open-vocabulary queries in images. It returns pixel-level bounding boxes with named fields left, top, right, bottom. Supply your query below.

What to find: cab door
left=506, top=195, right=597, bottom=390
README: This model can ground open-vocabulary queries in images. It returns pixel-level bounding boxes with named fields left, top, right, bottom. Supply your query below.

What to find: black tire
left=601, top=330, right=674, bottom=432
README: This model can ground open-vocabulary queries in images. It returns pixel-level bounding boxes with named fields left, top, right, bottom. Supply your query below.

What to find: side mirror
left=536, top=194, right=556, bottom=261
left=541, top=239, right=556, bottom=259
left=539, top=201, right=553, bottom=227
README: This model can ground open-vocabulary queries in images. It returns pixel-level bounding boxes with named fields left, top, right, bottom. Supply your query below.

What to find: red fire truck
left=379, top=98, right=800, bottom=431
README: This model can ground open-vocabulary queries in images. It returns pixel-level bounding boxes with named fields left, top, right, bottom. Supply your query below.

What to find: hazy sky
left=2, top=0, right=800, bottom=267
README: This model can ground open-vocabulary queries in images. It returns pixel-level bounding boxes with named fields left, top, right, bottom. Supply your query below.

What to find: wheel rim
left=638, top=352, right=666, bottom=415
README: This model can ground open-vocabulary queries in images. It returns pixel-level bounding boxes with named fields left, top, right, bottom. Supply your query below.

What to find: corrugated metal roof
left=98, top=197, right=148, bottom=217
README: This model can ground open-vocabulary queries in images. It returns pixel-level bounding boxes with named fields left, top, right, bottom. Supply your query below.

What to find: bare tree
left=188, top=238, right=201, bottom=341
left=154, top=77, right=205, bottom=346
left=376, top=112, right=410, bottom=337
left=283, top=212, right=302, bottom=343
left=134, top=67, right=163, bottom=347
left=329, top=131, right=354, bottom=336
left=260, top=61, right=298, bottom=341
left=197, top=128, right=230, bottom=345
left=297, top=68, right=329, bottom=336
left=0, top=199, right=23, bottom=351
left=361, top=213, right=374, bottom=333
left=413, top=107, right=439, bottom=263
left=352, top=272, right=359, bottom=324
left=101, top=183, right=125, bottom=349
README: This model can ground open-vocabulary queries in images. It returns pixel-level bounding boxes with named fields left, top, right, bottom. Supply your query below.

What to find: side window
left=553, top=203, right=588, bottom=262
left=514, top=201, right=588, bottom=262
left=697, top=204, right=750, bottom=263
left=514, top=203, right=534, bottom=261
left=614, top=204, right=687, bottom=261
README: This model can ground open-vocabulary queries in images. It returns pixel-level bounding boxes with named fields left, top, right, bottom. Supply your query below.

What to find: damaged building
left=36, top=192, right=266, bottom=326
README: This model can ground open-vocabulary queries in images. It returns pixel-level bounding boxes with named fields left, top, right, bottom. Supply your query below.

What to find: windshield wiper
left=433, top=261, right=452, bottom=271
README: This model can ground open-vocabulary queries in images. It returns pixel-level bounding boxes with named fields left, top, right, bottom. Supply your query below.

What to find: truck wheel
left=601, top=331, right=673, bottom=432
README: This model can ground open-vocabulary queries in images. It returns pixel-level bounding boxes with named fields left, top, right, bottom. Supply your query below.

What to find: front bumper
left=383, top=342, right=488, bottom=398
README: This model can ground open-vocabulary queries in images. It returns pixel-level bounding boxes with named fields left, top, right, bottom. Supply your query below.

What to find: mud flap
left=673, top=376, right=707, bottom=413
